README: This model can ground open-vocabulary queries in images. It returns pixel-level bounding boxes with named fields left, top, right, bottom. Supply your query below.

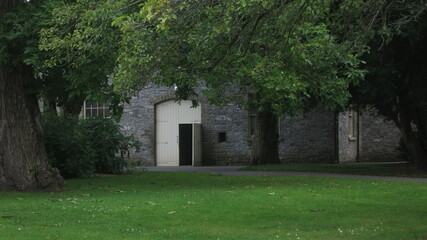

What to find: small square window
left=218, top=132, right=227, bottom=143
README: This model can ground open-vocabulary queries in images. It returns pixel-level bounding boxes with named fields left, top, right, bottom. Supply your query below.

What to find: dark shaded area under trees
left=352, top=11, right=427, bottom=170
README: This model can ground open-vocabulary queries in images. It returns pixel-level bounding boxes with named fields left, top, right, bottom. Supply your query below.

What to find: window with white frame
left=83, top=101, right=111, bottom=118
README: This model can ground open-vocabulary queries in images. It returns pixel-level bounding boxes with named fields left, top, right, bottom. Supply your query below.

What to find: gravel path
left=142, top=166, right=427, bottom=183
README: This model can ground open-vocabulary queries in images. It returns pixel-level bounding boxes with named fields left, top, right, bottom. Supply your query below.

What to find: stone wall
left=279, top=109, right=337, bottom=163
left=120, top=85, right=340, bottom=166
left=336, top=109, right=402, bottom=163
left=121, top=86, right=401, bottom=165
left=119, top=85, right=253, bottom=166
left=120, top=85, right=174, bottom=166
left=359, top=111, right=402, bottom=162
left=200, top=103, right=252, bottom=165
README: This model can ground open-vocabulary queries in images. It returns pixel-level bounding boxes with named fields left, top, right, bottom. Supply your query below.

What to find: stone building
left=86, top=85, right=402, bottom=166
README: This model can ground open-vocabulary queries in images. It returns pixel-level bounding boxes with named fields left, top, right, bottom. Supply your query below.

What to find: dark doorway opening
left=179, top=124, right=193, bottom=165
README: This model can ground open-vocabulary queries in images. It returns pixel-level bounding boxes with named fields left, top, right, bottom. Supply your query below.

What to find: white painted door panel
left=156, top=101, right=179, bottom=166
left=192, top=123, right=202, bottom=166
left=178, top=101, right=201, bottom=124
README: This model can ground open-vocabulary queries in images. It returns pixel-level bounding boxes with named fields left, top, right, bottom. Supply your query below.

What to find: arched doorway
left=155, top=100, right=202, bottom=166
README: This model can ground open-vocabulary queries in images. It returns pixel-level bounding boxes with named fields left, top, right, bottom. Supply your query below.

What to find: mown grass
left=242, top=162, right=427, bottom=178
left=0, top=172, right=426, bottom=239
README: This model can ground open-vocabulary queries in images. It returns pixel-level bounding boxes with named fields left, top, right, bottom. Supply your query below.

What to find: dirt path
left=142, top=166, right=427, bottom=183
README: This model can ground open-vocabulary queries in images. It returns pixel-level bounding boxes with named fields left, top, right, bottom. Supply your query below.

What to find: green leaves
left=43, top=116, right=141, bottom=178
left=37, top=0, right=423, bottom=118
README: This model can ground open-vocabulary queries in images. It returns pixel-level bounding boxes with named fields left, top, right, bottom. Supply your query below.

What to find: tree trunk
left=398, top=96, right=427, bottom=170
left=61, top=95, right=85, bottom=117
left=415, top=105, right=427, bottom=152
left=0, top=0, right=63, bottom=191
left=250, top=110, right=280, bottom=165
left=0, top=64, right=64, bottom=191
left=42, top=97, right=58, bottom=116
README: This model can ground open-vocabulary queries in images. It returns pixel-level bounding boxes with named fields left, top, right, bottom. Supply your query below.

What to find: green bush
left=79, top=118, right=141, bottom=174
left=43, top=116, right=140, bottom=178
left=43, top=116, right=95, bottom=179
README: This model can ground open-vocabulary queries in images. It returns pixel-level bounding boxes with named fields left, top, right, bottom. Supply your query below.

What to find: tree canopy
left=41, top=0, right=425, bottom=112
left=0, top=0, right=126, bottom=117
left=42, top=0, right=371, bottom=114
left=39, top=0, right=427, bottom=165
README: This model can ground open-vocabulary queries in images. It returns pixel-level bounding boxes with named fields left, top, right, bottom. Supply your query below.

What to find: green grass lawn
left=242, top=162, right=427, bottom=178
left=1, top=172, right=426, bottom=240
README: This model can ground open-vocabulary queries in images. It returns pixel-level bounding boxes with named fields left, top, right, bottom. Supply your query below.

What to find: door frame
left=155, top=100, right=202, bottom=166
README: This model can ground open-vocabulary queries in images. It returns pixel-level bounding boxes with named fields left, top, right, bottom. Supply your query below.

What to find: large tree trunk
left=0, top=0, right=64, bottom=191
left=0, top=64, right=64, bottom=191
left=398, top=96, right=427, bottom=170
left=250, top=110, right=280, bottom=165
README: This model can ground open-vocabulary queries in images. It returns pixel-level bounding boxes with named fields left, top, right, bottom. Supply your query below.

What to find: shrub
left=43, top=116, right=140, bottom=178
left=78, top=118, right=140, bottom=174
left=43, top=116, right=95, bottom=179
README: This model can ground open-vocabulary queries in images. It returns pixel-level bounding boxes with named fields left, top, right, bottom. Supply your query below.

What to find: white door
left=156, top=100, right=201, bottom=166
left=192, top=123, right=202, bottom=166
left=156, top=101, right=179, bottom=166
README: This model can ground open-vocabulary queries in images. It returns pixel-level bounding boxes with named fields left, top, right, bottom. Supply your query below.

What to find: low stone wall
left=359, top=111, right=402, bottom=162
